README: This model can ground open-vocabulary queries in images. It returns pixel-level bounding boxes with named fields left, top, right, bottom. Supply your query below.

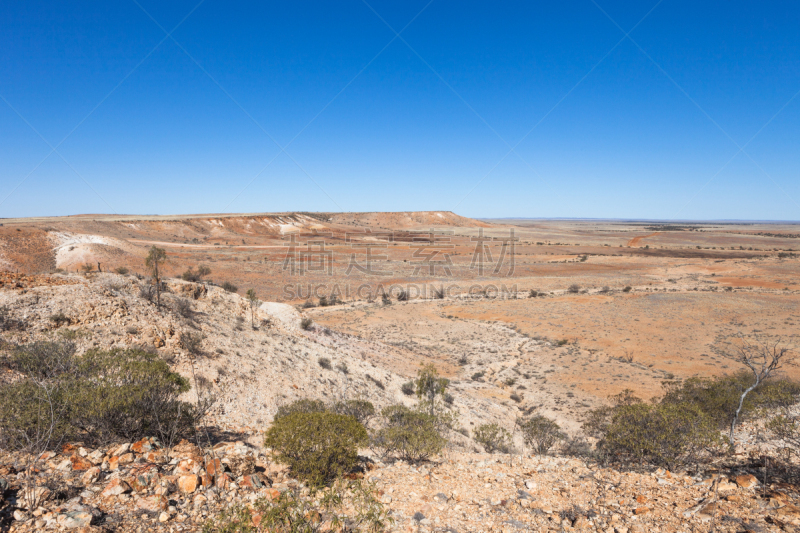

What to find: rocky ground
left=1, top=434, right=798, bottom=532
left=1, top=272, right=799, bottom=531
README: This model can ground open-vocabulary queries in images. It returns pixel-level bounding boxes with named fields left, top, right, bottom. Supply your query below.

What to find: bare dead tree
left=728, top=335, right=793, bottom=446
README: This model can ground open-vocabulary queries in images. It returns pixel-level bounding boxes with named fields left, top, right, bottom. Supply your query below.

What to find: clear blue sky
left=2, top=1, right=799, bottom=220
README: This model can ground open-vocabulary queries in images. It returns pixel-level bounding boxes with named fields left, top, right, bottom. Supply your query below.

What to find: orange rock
left=118, top=452, right=134, bottom=465
left=634, top=507, right=649, bottom=515
left=635, top=495, right=648, bottom=504
left=143, top=451, right=169, bottom=464
left=178, top=474, right=200, bottom=493
left=127, top=464, right=160, bottom=492
left=101, top=478, right=132, bottom=498
left=174, top=457, right=202, bottom=475
left=131, top=438, right=154, bottom=454
left=136, top=494, right=168, bottom=512
left=735, top=474, right=759, bottom=489
left=205, top=457, right=225, bottom=478
left=70, top=454, right=93, bottom=471
left=81, top=466, right=100, bottom=485
left=62, top=443, right=78, bottom=454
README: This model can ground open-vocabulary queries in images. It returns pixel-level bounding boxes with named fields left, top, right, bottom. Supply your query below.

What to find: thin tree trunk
left=730, top=381, right=759, bottom=446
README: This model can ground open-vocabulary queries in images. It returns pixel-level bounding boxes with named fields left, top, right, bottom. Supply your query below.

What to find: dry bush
left=221, top=281, right=238, bottom=293
left=301, top=317, right=313, bottom=330
left=171, top=297, right=193, bottom=319
left=180, top=331, right=205, bottom=356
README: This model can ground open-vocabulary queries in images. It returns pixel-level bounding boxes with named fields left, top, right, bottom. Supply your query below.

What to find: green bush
left=69, top=348, right=198, bottom=445
left=598, top=402, right=723, bottom=470
left=318, top=357, right=332, bottom=370
left=660, top=372, right=800, bottom=430
left=473, top=423, right=512, bottom=453
left=372, top=405, right=445, bottom=462
left=0, top=344, right=201, bottom=451
left=264, top=412, right=367, bottom=487
left=12, top=341, right=77, bottom=380
left=332, top=399, right=376, bottom=427
left=401, top=381, right=415, bottom=396
left=518, top=414, right=565, bottom=455
left=274, top=399, right=328, bottom=421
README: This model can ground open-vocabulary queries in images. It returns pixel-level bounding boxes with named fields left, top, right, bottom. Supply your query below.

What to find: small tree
left=518, top=414, right=565, bottom=455
left=727, top=336, right=793, bottom=446
left=474, top=423, right=512, bottom=453
left=246, top=289, right=260, bottom=328
left=145, top=246, right=167, bottom=306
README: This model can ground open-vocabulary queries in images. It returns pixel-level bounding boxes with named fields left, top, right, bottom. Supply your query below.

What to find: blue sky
left=1, top=1, right=799, bottom=220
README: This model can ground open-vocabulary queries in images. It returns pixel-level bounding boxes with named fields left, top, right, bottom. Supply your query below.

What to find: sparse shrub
left=335, top=362, right=349, bottom=375
left=366, top=374, right=386, bottom=390
left=264, top=411, right=368, bottom=486
left=557, top=339, right=568, bottom=346
left=318, top=357, right=332, bottom=370
left=57, top=327, right=90, bottom=341
left=203, top=478, right=391, bottom=533
left=381, top=293, right=391, bottom=306
left=372, top=405, right=445, bottom=462
left=623, top=286, right=632, bottom=292
left=49, top=313, right=70, bottom=327
left=126, top=326, right=138, bottom=335
left=80, top=263, right=94, bottom=273
left=473, top=423, right=512, bottom=453
left=332, top=399, right=376, bottom=426
left=302, top=299, right=316, bottom=309
left=114, top=266, right=129, bottom=275
left=432, top=286, right=445, bottom=299
left=471, top=371, right=485, bottom=381
left=397, top=289, right=408, bottom=302
left=319, top=295, right=329, bottom=307
left=600, top=286, right=610, bottom=293
left=171, top=297, right=193, bottom=318
left=180, top=331, right=205, bottom=356
left=274, top=399, right=328, bottom=421
left=504, top=377, right=516, bottom=386
left=518, top=414, right=565, bottom=455
left=562, top=436, right=592, bottom=458
left=567, top=284, right=580, bottom=294
left=139, top=283, right=156, bottom=303
left=221, top=281, right=238, bottom=293
left=457, top=355, right=468, bottom=366
left=529, top=289, right=538, bottom=298
left=510, top=393, right=522, bottom=403
left=300, top=317, right=313, bottom=330
left=401, top=381, right=415, bottom=396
